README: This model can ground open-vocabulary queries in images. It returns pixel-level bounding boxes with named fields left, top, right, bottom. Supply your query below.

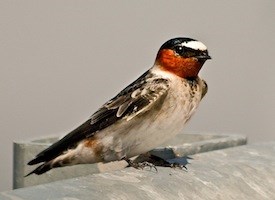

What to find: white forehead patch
left=182, top=41, right=207, bottom=51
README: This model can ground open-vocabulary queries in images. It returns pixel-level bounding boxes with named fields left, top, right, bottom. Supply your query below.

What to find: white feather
left=182, top=40, right=207, bottom=51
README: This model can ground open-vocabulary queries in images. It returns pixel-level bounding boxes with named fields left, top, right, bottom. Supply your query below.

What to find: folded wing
left=28, top=70, right=170, bottom=166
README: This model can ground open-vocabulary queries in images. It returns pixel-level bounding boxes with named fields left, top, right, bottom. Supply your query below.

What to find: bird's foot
left=124, top=158, right=158, bottom=172
left=165, top=162, right=187, bottom=170
left=124, top=153, right=188, bottom=171
left=146, top=154, right=188, bottom=170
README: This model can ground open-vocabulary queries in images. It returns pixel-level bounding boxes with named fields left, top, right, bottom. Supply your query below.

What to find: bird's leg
left=124, top=153, right=188, bottom=171
left=141, top=154, right=187, bottom=170
left=123, top=157, right=158, bottom=172
left=160, top=160, right=188, bottom=170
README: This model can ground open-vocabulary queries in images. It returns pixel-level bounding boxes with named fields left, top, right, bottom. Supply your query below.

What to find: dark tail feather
left=25, top=162, right=52, bottom=177
left=27, top=156, right=46, bottom=165
left=27, top=119, right=94, bottom=167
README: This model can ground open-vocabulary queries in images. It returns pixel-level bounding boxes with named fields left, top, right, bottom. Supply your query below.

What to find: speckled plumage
left=26, top=37, right=211, bottom=176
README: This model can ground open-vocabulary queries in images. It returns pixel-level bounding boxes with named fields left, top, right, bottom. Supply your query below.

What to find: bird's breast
left=90, top=77, right=204, bottom=162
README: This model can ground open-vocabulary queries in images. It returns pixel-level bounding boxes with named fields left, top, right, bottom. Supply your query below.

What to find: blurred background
left=1, top=0, right=274, bottom=191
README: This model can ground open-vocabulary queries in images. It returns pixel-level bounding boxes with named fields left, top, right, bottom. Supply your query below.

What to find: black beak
left=196, top=54, right=211, bottom=60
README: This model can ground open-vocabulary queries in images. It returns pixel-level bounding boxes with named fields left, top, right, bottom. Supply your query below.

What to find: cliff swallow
left=26, top=37, right=211, bottom=176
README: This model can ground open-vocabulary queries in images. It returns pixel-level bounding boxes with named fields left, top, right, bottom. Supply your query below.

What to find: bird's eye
left=174, top=45, right=184, bottom=55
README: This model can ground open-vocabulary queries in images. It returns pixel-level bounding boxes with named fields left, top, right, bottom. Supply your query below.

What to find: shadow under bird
left=26, top=37, right=211, bottom=176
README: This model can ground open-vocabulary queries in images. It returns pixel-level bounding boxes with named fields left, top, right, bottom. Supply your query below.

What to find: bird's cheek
left=180, top=58, right=199, bottom=69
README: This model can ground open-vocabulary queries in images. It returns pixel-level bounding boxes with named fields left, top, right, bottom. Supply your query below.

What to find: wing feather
left=28, top=70, right=170, bottom=165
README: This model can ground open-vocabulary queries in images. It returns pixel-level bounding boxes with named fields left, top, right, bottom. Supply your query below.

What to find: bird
left=26, top=37, right=211, bottom=176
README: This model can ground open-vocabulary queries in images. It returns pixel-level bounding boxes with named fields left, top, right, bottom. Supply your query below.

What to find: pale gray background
left=1, top=0, right=274, bottom=191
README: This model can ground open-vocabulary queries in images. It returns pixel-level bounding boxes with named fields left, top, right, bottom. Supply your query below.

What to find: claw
left=170, top=163, right=187, bottom=170
left=139, top=161, right=158, bottom=172
left=124, top=158, right=158, bottom=172
left=123, top=154, right=188, bottom=172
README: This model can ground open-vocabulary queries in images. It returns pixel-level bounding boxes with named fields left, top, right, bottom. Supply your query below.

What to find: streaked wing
left=28, top=70, right=170, bottom=165
left=91, top=71, right=170, bottom=126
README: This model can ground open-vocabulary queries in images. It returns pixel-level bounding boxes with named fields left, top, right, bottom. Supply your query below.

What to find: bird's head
left=155, top=37, right=211, bottom=79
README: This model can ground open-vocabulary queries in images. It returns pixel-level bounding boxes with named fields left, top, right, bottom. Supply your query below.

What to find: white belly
left=97, top=77, right=203, bottom=161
